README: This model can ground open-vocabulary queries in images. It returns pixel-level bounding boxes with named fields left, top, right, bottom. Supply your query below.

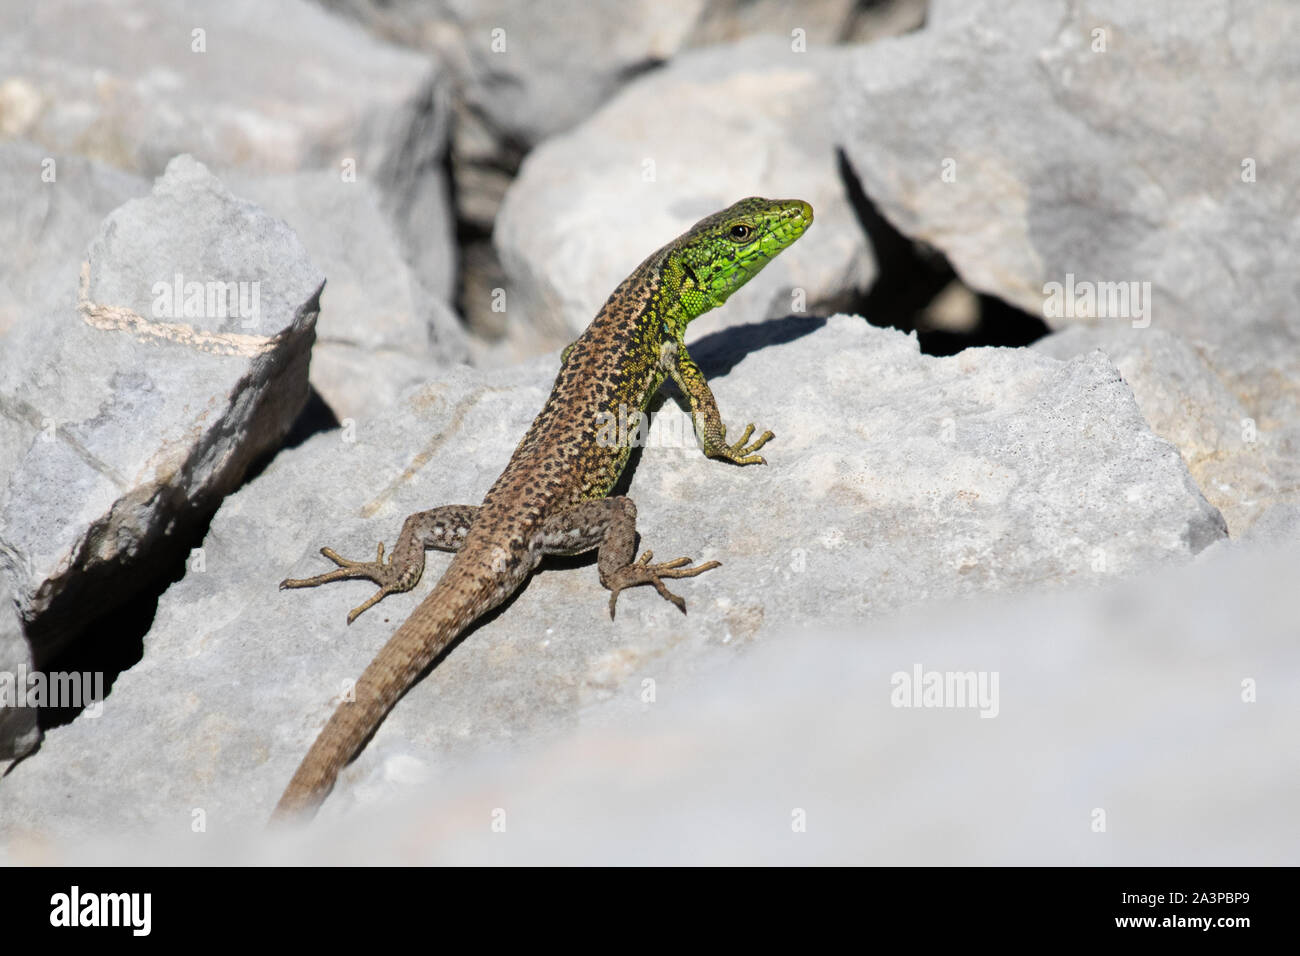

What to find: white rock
left=837, top=0, right=1300, bottom=332
left=494, top=37, right=874, bottom=353
left=0, top=156, right=323, bottom=657
left=226, top=171, right=468, bottom=420
left=0, top=142, right=149, bottom=336
left=0, top=0, right=456, bottom=307
left=325, top=0, right=868, bottom=150
left=4, top=510, right=1290, bottom=865
left=836, top=0, right=1300, bottom=525
left=0, top=316, right=1224, bottom=837
left=1036, top=326, right=1283, bottom=537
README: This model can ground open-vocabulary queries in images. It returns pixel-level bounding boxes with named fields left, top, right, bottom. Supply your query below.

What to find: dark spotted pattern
left=274, top=197, right=813, bottom=818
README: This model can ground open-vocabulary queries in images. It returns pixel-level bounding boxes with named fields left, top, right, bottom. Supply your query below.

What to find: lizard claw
left=605, top=552, right=721, bottom=618
left=321, top=542, right=386, bottom=568
left=280, top=541, right=406, bottom=625
left=346, top=586, right=396, bottom=625
left=716, top=423, right=774, bottom=465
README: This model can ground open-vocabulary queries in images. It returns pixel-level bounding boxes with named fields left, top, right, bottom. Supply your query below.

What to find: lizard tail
left=271, top=562, right=504, bottom=821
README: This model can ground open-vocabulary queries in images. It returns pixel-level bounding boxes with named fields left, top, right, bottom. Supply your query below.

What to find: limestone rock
left=0, top=156, right=323, bottom=656
left=226, top=171, right=467, bottom=420
left=0, top=316, right=1224, bottom=836
left=0, top=0, right=456, bottom=308
left=494, top=37, right=874, bottom=353
left=0, top=142, right=149, bottom=336
left=1036, top=326, right=1284, bottom=536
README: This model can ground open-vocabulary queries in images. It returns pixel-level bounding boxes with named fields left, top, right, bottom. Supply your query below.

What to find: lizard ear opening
left=679, top=261, right=703, bottom=293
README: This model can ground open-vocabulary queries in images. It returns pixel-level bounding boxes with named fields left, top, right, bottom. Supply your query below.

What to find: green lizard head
left=670, top=196, right=814, bottom=322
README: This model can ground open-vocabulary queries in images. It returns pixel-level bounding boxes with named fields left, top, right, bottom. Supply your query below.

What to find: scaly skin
left=273, top=197, right=813, bottom=819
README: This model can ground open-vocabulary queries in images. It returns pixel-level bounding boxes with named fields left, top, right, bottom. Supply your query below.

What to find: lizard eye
left=728, top=223, right=752, bottom=241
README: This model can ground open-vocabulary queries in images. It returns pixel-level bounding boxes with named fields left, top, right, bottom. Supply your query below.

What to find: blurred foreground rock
left=4, top=499, right=1290, bottom=864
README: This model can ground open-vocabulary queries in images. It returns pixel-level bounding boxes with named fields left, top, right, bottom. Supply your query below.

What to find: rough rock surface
left=318, top=1, right=924, bottom=345
left=1036, top=327, right=1285, bottom=537
left=0, top=142, right=149, bottom=337
left=0, top=316, right=1225, bottom=837
left=4, top=504, right=1289, bottom=865
left=0, top=578, right=39, bottom=763
left=226, top=171, right=468, bottom=420
left=323, top=0, right=869, bottom=152
left=837, top=0, right=1300, bottom=330
left=494, top=37, right=874, bottom=353
left=0, top=156, right=323, bottom=655
left=836, top=0, right=1300, bottom=531
left=0, top=0, right=456, bottom=309
left=322, top=0, right=923, bottom=230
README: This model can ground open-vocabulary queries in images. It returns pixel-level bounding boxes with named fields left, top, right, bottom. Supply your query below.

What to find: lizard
left=272, top=196, right=813, bottom=819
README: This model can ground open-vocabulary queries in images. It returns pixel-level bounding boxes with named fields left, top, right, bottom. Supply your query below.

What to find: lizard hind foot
left=606, top=550, right=721, bottom=619
left=279, top=541, right=416, bottom=624
left=278, top=542, right=389, bottom=591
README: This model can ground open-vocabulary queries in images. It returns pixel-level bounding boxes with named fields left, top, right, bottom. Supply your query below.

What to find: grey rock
left=0, top=142, right=149, bottom=335
left=0, top=578, right=39, bottom=764
left=0, top=0, right=455, bottom=307
left=1036, top=326, right=1285, bottom=537
left=837, top=0, right=1300, bottom=328
left=494, top=37, right=875, bottom=354
left=0, top=315, right=1224, bottom=836
left=16, top=526, right=1299, bottom=863
left=836, top=0, right=1300, bottom=515
left=693, top=0, right=923, bottom=47
left=839, top=0, right=927, bottom=43
left=319, top=1, right=917, bottom=344
left=0, top=155, right=323, bottom=656
left=305, top=537, right=1294, bottom=865
left=227, top=171, right=467, bottom=420
left=323, top=0, right=867, bottom=152
left=1240, top=503, right=1300, bottom=547
left=324, top=0, right=720, bottom=293
left=275, top=537, right=1296, bottom=865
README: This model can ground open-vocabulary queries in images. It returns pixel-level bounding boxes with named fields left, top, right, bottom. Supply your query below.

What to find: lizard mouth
left=769, top=199, right=814, bottom=243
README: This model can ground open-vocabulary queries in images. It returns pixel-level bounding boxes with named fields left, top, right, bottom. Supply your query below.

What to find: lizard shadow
left=655, top=311, right=829, bottom=442
left=688, top=312, right=828, bottom=380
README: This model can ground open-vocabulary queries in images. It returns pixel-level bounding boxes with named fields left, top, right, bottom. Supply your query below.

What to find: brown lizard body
left=273, top=197, right=813, bottom=818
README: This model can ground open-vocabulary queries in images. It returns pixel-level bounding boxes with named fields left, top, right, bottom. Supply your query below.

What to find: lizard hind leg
left=539, top=497, right=720, bottom=620
left=605, top=549, right=720, bottom=617
left=280, top=504, right=480, bottom=624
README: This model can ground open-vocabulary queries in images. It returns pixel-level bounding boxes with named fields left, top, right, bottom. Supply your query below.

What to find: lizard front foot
left=606, top=549, right=721, bottom=619
left=709, top=423, right=774, bottom=465
left=280, top=542, right=416, bottom=624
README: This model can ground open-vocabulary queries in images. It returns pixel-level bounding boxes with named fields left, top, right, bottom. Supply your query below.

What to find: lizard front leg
left=539, top=497, right=719, bottom=618
left=281, top=504, right=479, bottom=624
left=662, top=341, right=773, bottom=465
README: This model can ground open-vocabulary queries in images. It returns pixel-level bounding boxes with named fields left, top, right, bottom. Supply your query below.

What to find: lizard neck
left=649, top=248, right=717, bottom=343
